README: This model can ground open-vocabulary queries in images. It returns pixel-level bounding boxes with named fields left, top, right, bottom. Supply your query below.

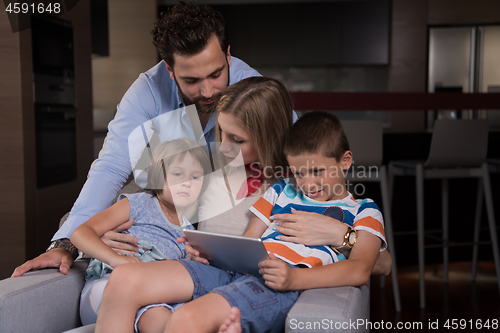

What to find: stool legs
left=472, top=180, right=483, bottom=282
left=391, top=162, right=499, bottom=309
left=481, top=163, right=500, bottom=295
left=442, top=179, right=449, bottom=284
left=416, top=164, right=425, bottom=308
left=380, top=166, right=401, bottom=312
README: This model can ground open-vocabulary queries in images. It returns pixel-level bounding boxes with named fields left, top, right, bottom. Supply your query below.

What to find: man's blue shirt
left=54, top=57, right=261, bottom=240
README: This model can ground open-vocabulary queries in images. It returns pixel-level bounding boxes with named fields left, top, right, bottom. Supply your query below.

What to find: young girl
left=70, top=138, right=211, bottom=325
left=92, top=77, right=294, bottom=333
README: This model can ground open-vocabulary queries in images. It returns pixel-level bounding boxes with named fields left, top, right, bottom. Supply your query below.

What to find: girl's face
left=218, top=112, right=259, bottom=167
left=159, top=153, right=204, bottom=208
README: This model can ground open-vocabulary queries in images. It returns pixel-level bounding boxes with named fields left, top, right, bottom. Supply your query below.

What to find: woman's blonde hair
left=215, top=76, right=294, bottom=178
left=147, top=138, right=211, bottom=196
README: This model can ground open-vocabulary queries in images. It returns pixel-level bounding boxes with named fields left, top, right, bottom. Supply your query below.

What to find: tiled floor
left=370, top=261, right=500, bottom=332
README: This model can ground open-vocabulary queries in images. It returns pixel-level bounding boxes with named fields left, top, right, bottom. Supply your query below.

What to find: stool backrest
left=342, top=120, right=383, bottom=167
left=425, top=119, right=488, bottom=168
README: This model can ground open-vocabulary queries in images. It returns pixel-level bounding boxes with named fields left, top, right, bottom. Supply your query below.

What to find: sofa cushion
left=0, top=259, right=88, bottom=333
left=286, top=285, right=370, bottom=333
left=64, top=323, right=96, bottom=332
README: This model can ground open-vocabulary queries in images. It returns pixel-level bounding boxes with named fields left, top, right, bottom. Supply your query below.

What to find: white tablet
left=183, top=229, right=269, bottom=276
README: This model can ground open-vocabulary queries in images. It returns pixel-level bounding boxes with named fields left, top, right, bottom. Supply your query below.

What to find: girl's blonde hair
left=147, top=138, right=211, bottom=196
left=215, top=76, right=294, bottom=178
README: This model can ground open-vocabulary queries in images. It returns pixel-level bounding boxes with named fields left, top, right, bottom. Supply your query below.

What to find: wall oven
left=31, top=14, right=77, bottom=188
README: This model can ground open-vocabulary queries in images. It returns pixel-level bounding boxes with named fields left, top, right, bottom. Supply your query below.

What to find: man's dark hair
left=151, top=1, right=229, bottom=67
left=284, top=111, right=350, bottom=162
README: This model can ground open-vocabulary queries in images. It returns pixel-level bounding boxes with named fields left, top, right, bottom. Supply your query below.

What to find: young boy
left=95, top=111, right=386, bottom=333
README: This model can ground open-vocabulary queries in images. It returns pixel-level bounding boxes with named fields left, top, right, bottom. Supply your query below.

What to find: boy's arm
left=261, top=231, right=381, bottom=291
left=70, top=198, right=141, bottom=268
left=372, top=249, right=392, bottom=276
left=243, top=215, right=269, bottom=239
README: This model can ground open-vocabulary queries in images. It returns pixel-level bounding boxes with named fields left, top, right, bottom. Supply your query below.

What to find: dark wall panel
left=207, top=0, right=390, bottom=67
left=341, top=0, right=390, bottom=65
left=91, top=0, right=109, bottom=56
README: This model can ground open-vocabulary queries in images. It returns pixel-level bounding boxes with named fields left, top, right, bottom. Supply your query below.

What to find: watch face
left=46, top=242, right=56, bottom=251
left=349, top=231, right=357, bottom=245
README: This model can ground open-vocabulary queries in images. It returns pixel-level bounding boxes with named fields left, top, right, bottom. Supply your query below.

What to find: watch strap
left=342, top=225, right=351, bottom=247
left=342, top=224, right=357, bottom=247
left=46, top=240, right=79, bottom=260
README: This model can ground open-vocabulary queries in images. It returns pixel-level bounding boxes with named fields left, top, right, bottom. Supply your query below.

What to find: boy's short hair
left=283, top=111, right=350, bottom=162
left=147, top=138, right=211, bottom=196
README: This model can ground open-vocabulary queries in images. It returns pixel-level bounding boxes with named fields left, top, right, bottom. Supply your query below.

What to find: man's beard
left=174, top=65, right=230, bottom=115
left=177, top=84, right=222, bottom=114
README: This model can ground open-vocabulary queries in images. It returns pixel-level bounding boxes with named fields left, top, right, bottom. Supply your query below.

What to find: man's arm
left=11, top=246, right=75, bottom=277
left=12, top=71, right=161, bottom=276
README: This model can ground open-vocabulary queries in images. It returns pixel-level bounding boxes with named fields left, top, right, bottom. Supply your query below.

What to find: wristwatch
left=46, top=239, right=79, bottom=260
left=342, top=225, right=358, bottom=247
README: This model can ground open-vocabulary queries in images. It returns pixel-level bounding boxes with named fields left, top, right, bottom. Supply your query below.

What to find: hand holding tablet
left=183, top=229, right=269, bottom=276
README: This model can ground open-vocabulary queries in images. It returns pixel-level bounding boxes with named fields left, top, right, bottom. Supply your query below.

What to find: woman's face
left=218, top=112, right=259, bottom=167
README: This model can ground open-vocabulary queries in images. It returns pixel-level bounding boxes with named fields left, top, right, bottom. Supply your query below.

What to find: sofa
left=0, top=264, right=369, bottom=333
left=0, top=181, right=370, bottom=333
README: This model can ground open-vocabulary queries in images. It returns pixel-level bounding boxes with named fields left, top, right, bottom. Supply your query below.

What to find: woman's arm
left=70, top=198, right=141, bottom=268
left=271, top=210, right=390, bottom=275
left=271, top=210, right=347, bottom=247
left=259, top=231, right=381, bottom=291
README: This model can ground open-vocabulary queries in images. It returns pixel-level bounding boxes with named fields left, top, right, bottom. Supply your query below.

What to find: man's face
left=166, top=35, right=231, bottom=114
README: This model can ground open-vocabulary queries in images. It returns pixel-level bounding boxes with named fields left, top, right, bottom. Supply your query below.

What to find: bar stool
left=342, top=120, right=401, bottom=312
left=388, top=119, right=500, bottom=309
left=472, top=158, right=500, bottom=281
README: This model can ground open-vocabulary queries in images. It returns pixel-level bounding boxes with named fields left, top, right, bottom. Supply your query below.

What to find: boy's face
left=287, top=151, right=352, bottom=202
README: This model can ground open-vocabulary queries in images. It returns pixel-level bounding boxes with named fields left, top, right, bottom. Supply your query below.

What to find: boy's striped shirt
left=249, top=178, right=386, bottom=268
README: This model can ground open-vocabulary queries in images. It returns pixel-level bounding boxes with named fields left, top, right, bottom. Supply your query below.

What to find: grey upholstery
left=0, top=259, right=88, bottom=333
left=286, top=285, right=370, bottom=333
left=0, top=177, right=370, bottom=332
left=63, top=286, right=370, bottom=333
left=64, top=324, right=96, bottom=333
left=0, top=265, right=370, bottom=333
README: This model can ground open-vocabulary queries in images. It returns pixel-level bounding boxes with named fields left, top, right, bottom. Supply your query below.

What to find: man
left=12, top=1, right=261, bottom=277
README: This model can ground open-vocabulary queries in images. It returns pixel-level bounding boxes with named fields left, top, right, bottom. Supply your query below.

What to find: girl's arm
left=259, top=231, right=381, bottom=291
left=70, top=198, right=141, bottom=268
